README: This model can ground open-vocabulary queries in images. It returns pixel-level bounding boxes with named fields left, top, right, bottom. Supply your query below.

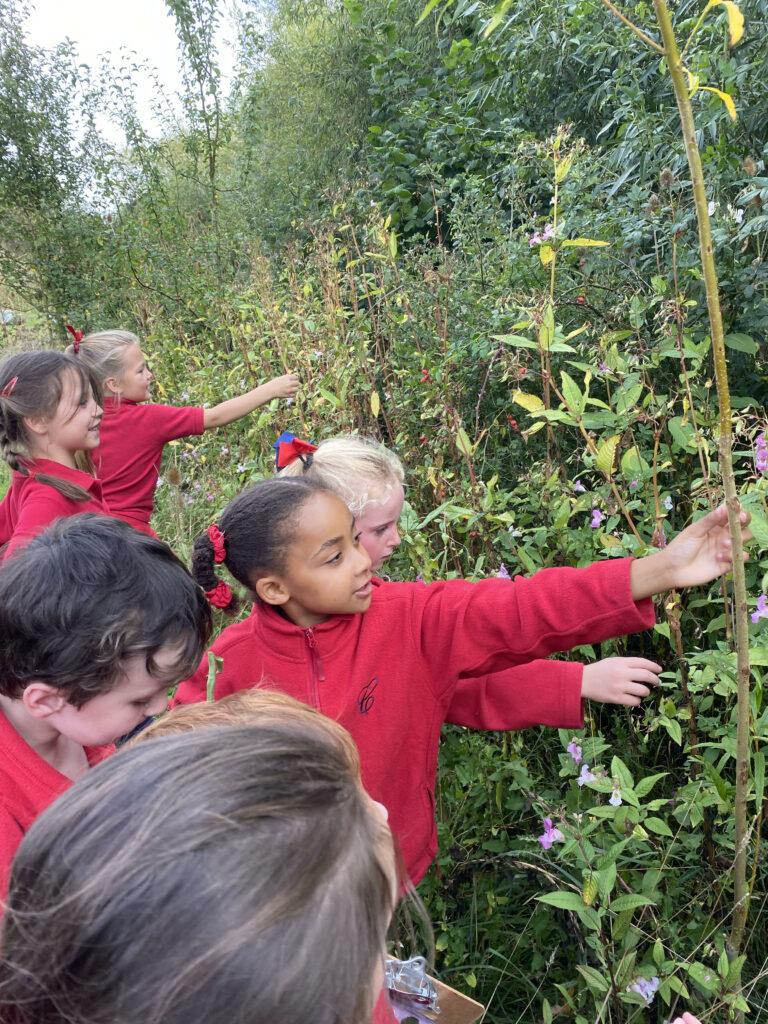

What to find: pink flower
left=537, top=818, right=564, bottom=850
left=590, top=509, right=603, bottom=528
left=609, top=788, right=622, bottom=807
left=541, top=223, right=554, bottom=241
left=573, top=481, right=586, bottom=493
left=497, top=563, right=511, bottom=580
left=567, top=740, right=582, bottom=765
left=529, top=231, right=542, bottom=247
left=755, top=432, right=767, bottom=474
left=577, top=764, right=596, bottom=787
left=752, top=595, right=768, bottom=624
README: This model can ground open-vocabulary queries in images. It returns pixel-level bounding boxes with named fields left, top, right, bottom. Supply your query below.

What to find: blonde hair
left=68, top=329, right=139, bottom=390
left=138, top=689, right=361, bottom=776
left=280, top=435, right=404, bottom=518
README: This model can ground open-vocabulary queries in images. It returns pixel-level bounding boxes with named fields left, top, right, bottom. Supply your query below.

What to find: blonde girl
left=70, top=329, right=299, bottom=535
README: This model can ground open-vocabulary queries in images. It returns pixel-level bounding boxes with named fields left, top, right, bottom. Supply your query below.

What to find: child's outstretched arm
left=630, top=504, right=751, bottom=599
left=202, top=372, right=299, bottom=429
left=581, top=657, right=661, bottom=706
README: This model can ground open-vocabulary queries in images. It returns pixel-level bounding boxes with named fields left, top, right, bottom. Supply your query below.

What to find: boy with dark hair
left=0, top=514, right=212, bottom=895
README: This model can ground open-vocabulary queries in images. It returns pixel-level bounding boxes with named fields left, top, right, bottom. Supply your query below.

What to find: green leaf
left=537, top=890, right=587, bottom=911
left=723, top=332, right=756, bottom=353
left=687, top=961, right=718, bottom=992
left=206, top=652, right=222, bottom=702
left=754, top=750, right=765, bottom=809
left=610, top=894, right=656, bottom=912
left=575, top=964, right=610, bottom=994
left=662, top=718, right=683, bottom=745
left=634, top=772, right=668, bottom=798
left=560, top=371, right=583, bottom=415
left=456, top=426, right=474, bottom=457
left=493, top=333, right=538, bottom=350
left=611, top=755, right=634, bottom=791
left=644, top=816, right=674, bottom=837
left=596, top=435, right=620, bottom=476
left=539, top=302, right=555, bottom=350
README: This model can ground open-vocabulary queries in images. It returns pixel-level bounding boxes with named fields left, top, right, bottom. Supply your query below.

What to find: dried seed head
left=168, top=466, right=182, bottom=486
left=742, top=156, right=757, bottom=177
left=660, top=167, right=675, bottom=190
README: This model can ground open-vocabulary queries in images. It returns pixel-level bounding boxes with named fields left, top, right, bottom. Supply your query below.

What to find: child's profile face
left=355, top=483, right=404, bottom=572
left=52, top=644, right=182, bottom=746
left=264, top=491, right=373, bottom=627
left=33, top=370, right=102, bottom=462
left=113, top=343, right=153, bottom=403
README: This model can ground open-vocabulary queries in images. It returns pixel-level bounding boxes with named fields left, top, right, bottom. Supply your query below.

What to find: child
left=174, top=476, right=750, bottom=884
left=0, top=513, right=212, bottom=896
left=70, top=328, right=299, bottom=535
left=0, top=350, right=107, bottom=558
left=0, top=719, right=396, bottom=1024
left=282, top=433, right=665, bottom=728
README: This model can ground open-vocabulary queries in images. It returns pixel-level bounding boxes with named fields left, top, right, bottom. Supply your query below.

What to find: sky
left=23, top=0, right=238, bottom=139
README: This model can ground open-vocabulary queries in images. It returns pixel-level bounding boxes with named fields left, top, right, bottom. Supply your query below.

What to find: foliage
left=1, top=0, right=768, bottom=1020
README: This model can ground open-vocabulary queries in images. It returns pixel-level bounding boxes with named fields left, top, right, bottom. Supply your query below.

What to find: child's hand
left=631, top=503, right=752, bottom=599
left=670, top=1014, right=702, bottom=1024
left=269, top=372, right=300, bottom=399
left=581, top=657, right=661, bottom=706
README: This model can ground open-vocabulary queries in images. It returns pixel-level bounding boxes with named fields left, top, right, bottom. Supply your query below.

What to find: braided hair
left=191, top=477, right=326, bottom=612
left=0, top=351, right=102, bottom=502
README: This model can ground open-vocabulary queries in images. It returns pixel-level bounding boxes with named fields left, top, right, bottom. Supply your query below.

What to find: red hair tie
left=275, top=435, right=318, bottom=470
left=205, top=580, right=232, bottom=609
left=207, top=524, right=226, bottom=562
left=1, top=376, right=18, bottom=397
left=65, top=324, right=83, bottom=353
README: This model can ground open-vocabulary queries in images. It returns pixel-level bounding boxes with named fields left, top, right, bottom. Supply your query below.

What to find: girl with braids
left=173, top=476, right=750, bottom=886
left=0, top=351, right=109, bottom=559
left=69, top=329, right=299, bottom=536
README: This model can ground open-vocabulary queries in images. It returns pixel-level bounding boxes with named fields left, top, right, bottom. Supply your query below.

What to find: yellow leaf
left=513, top=390, right=545, bottom=412
left=539, top=243, right=555, bottom=266
left=699, top=85, right=737, bottom=121
left=596, top=434, right=620, bottom=476
left=561, top=238, right=610, bottom=247
left=686, top=70, right=700, bottom=97
left=456, top=426, right=474, bottom=457
left=554, top=153, right=574, bottom=184
left=583, top=874, right=599, bottom=906
left=370, top=391, right=380, bottom=418
left=709, top=0, right=744, bottom=46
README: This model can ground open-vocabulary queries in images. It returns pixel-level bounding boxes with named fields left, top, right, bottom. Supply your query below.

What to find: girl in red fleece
left=69, top=328, right=299, bottom=535
left=0, top=350, right=108, bottom=559
left=280, top=433, right=665, bottom=725
left=174, top=477, right=750, bottom=885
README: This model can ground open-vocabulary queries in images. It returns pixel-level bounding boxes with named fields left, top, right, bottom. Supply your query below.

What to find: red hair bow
left=207, top=524, right=227, bottom=563
left=65, top=324, right=83, bottom=353
left=276, top=436, right=317, bottom=470
left=205, top=580, right=232, bottom=609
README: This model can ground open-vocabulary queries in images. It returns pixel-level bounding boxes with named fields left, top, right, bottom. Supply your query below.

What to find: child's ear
left=255, top=575, right=291, bottom=608
left=104, top=376, right=122, bottom=396
left=22, top=682, right=69, bottom=719
left=22, top=414, right=49, bottom=440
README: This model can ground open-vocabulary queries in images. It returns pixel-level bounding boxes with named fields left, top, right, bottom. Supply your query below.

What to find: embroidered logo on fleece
left=357, top=677, right=378, bottom=714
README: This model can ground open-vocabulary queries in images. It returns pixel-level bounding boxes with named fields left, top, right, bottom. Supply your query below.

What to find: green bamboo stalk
left=602, top=0, right=753, bottom=999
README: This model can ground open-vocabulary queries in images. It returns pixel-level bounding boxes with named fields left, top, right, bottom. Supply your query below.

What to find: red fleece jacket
left=0, top=709, right=113, bottom=898
left=174, top=559, right=654, bottom=884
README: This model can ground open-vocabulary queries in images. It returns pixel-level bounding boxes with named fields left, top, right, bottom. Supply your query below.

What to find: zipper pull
left=304, top=628, right=326, bottom=681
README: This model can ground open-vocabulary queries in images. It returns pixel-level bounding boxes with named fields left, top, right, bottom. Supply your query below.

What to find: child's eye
left=326, top=551, right=342, bottom=565
left=353, top=532, right=362, bottom=544
left=375, top=525, right=389, bottom=535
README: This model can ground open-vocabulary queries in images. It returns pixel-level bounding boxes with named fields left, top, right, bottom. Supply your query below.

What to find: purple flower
left=537, top=818, right=564, bottom=850
left=541, top=223, right=554, bottom=241
left=628, top=976, right=659, bottom=1006
left=629, top=480, right=638, bottom=489
left=590, top=509, right=603, bottom=529
left=415, top=573, right=425, bottom=585
left=752, top=595, right=768, bottom=624
left=756, top=432, right=767, bottom=474
left=497, top=563, right=511, bottom=580
left=663, top=495, right=673, bottom=511
left=529, top=231, right=542, bottom=247
left=597, top=361, right=609, bottom=374
left=573, top=481, right=586, bottom=493
left=609, top=788, right=622, bottom=807
left=567, top=740, right=582, bottom=765
left=577, top=764, right=596, bottom=787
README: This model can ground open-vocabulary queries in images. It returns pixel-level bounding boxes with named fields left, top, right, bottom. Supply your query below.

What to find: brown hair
left=0, top=350, right=102, bottom=502
left=0, top=723, right=396, bottom=1024
left=137, top=689, right=360, bottom=775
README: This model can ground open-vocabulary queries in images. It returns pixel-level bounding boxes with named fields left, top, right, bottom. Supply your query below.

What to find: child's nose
left=389, top=525, right=401, bottom=548
left=356, top=544, right=372, bottom=574
left=147, top=692, right=169, bottom=718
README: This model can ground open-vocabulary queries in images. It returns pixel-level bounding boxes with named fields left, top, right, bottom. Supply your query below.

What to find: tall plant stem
left=651, top=0, right=751, bottom=983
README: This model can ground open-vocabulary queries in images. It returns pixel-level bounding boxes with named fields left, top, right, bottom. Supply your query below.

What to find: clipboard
left=386, top=957, right=485, bottom=1024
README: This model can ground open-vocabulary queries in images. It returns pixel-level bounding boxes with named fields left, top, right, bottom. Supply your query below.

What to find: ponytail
left=192, top=478, right=326, bottom=610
